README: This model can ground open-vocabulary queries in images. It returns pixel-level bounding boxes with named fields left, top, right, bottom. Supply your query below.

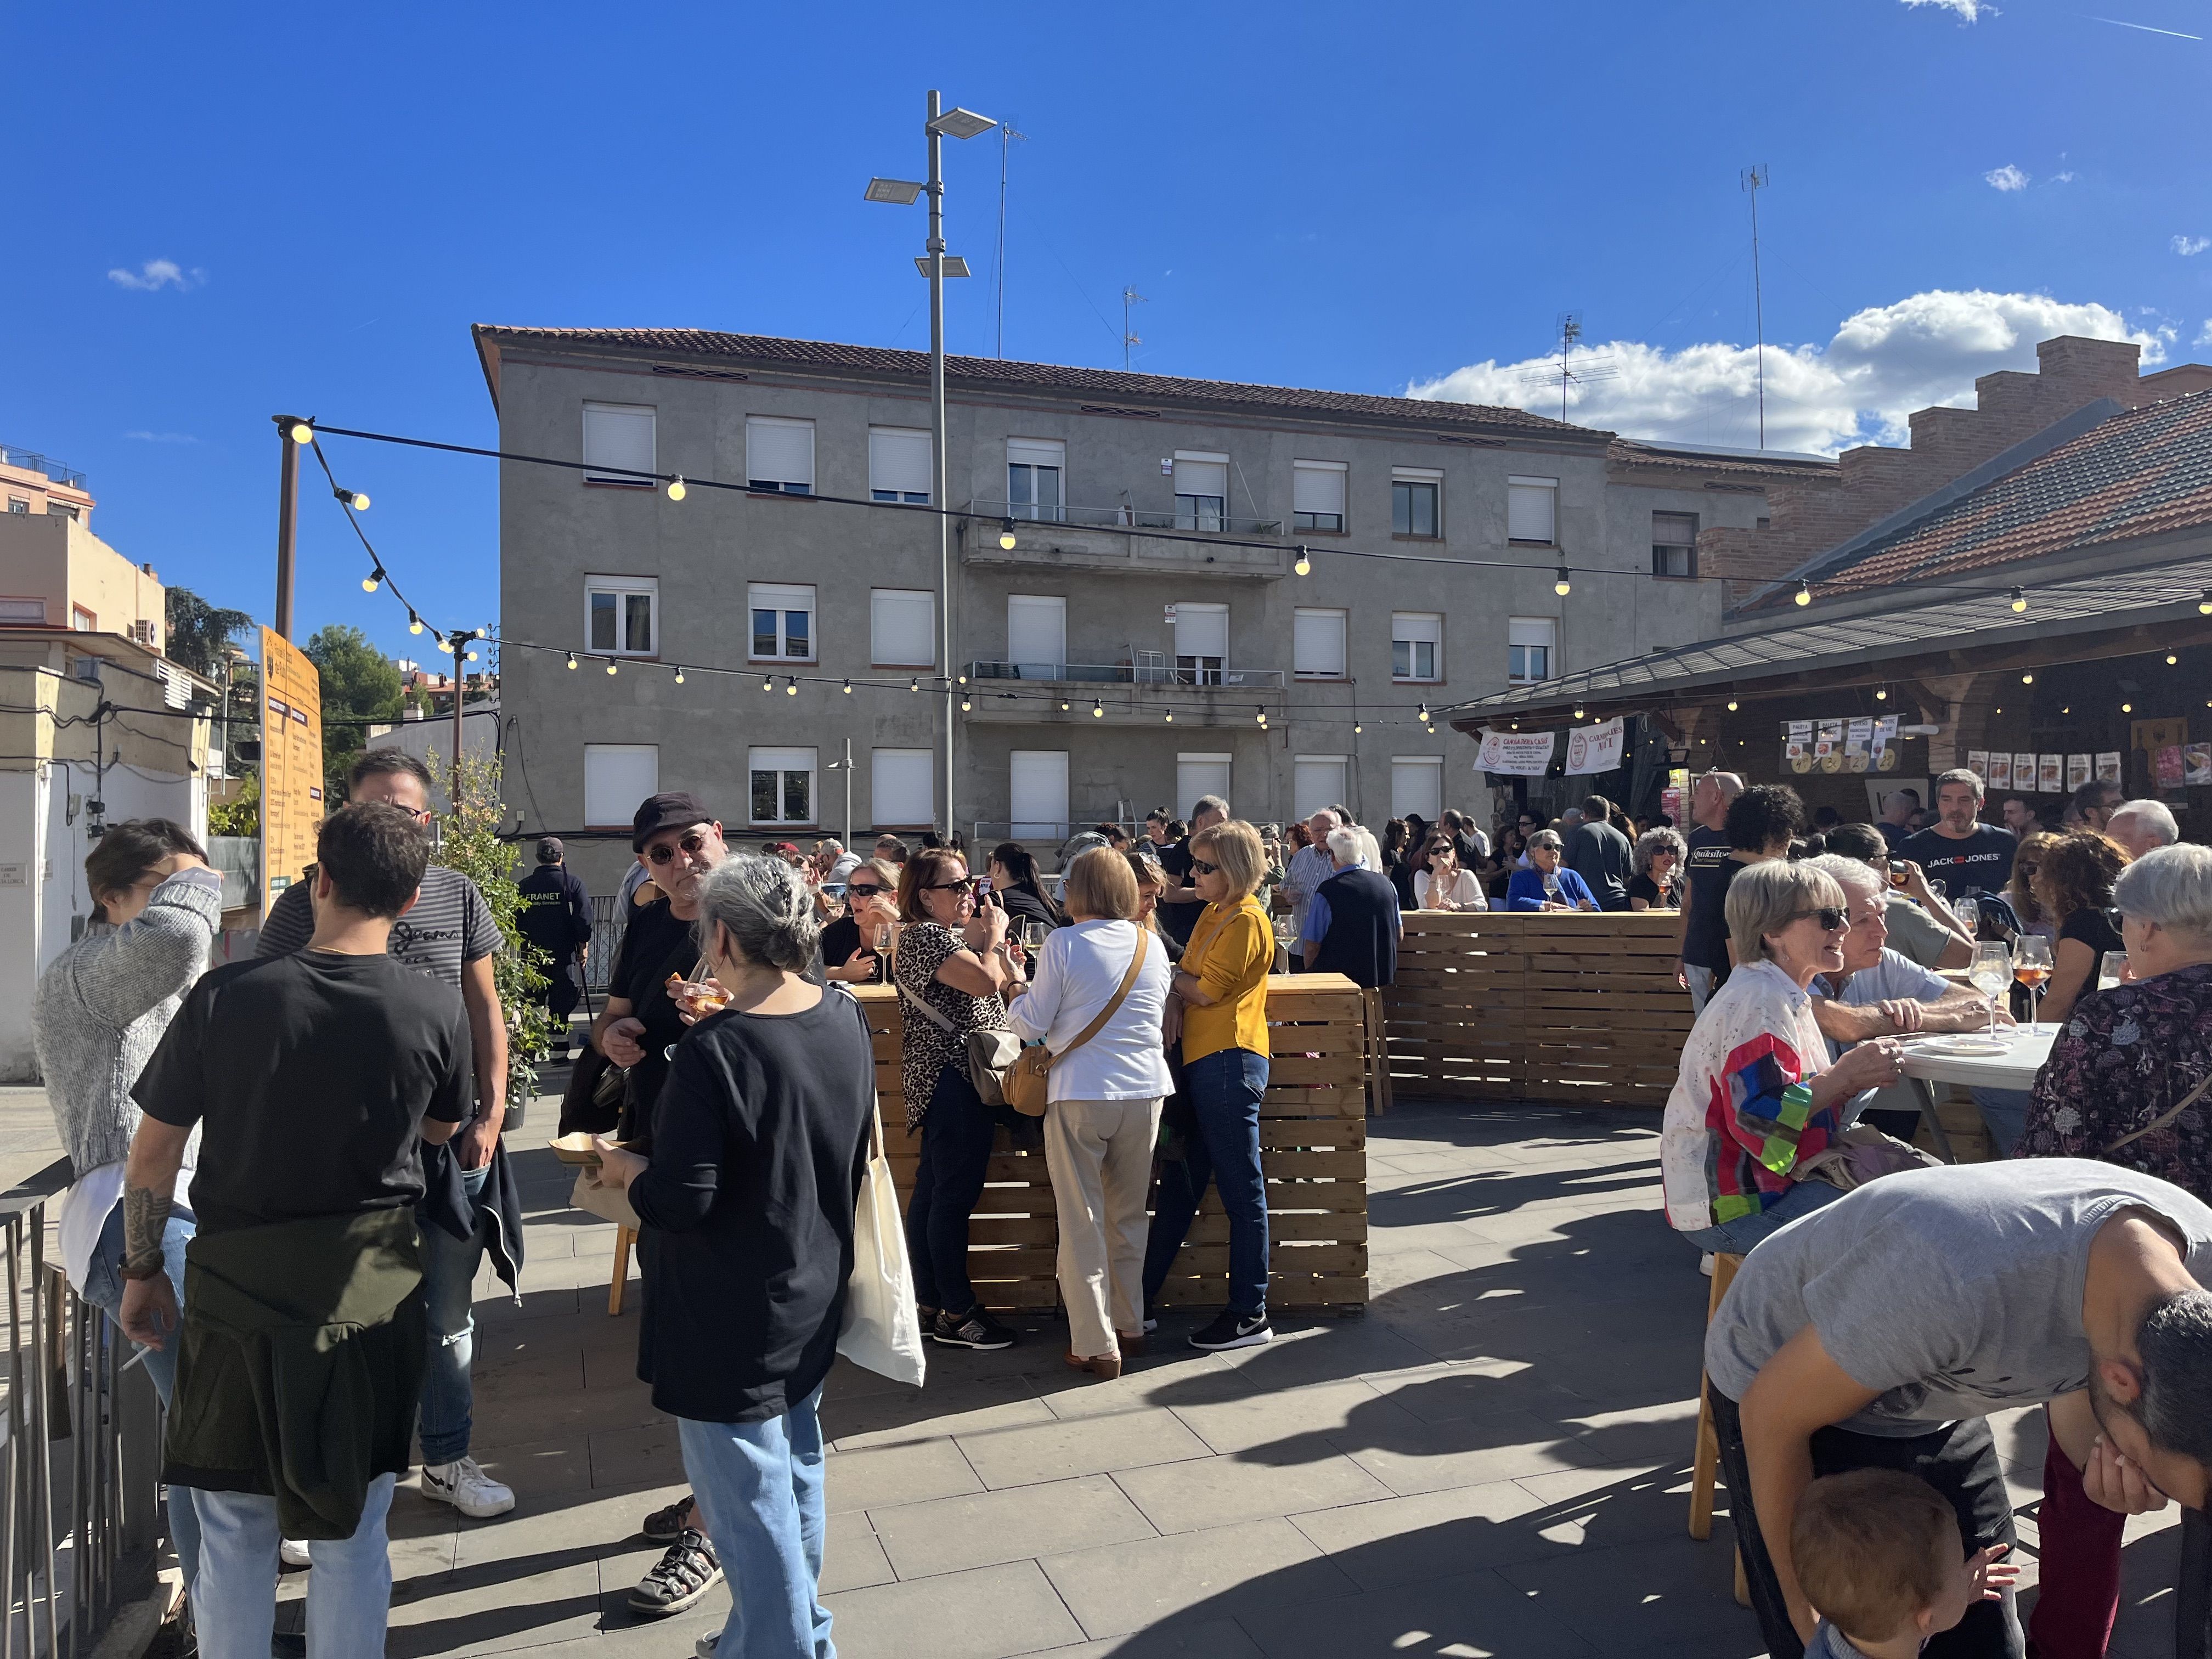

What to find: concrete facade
left=478, top=329, right=1824, bottom=894
left=0, top=510, right=166, bottom=650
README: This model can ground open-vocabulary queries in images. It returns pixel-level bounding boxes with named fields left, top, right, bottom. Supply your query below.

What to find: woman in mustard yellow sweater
left=1141, top=819, right=1276, bottom=1350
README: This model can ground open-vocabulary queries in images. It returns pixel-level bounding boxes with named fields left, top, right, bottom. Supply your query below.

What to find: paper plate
left=1910, top=1036, right=2012, bottom=1058
left=549, top=1132, right=616, bottom=1165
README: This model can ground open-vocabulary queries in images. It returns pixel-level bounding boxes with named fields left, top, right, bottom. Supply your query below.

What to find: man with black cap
left=515, top=837, right=592, bottom=1045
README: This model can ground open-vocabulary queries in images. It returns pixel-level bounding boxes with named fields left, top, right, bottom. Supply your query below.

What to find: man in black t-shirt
left=516, top=836, right=593, bottom=1028
left=1898, top=769, right=2016, bottom=898
left=123, top=804, right=470, bottom=1659
left=1677, top=770, right=1743, bottom=1011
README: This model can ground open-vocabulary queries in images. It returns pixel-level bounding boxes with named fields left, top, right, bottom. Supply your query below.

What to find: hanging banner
left=1564, top=717, right=1626, bottom=776
left=1477, top=729, right=1559, bottom=777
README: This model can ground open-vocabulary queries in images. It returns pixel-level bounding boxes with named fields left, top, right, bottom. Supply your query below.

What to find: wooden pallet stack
left=853, top=974, right=1370, bottom=1316
left=1384, top=911, right=1694, bottom=1108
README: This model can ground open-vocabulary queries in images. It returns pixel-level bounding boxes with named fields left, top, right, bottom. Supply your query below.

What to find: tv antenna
left=1121, top=285, right=1147, bottom=371
left=1519, top=312, right=1615, bottom=422
left=994, top=120, right=1029, bottom=359
left=1742, top=163, right=1769, bottom=448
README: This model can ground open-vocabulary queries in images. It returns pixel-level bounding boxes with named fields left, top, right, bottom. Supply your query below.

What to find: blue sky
left=5, top=0, right=2207, bottom=663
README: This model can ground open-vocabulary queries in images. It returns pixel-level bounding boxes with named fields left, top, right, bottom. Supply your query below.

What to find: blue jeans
left=904, top=1068, right=997, bottom=1316
left=679, top=1390, right=832, bottom=1659
left=1972, top=1088, right=2034, bottom=1158
left=190, top=1474, right=394, bottom=1659
left=418, top=1161, right=490, bottom=1464
left=1143, top=1047, right=1271, bottom=1316
left=1675, top=1177, right=1843, bottom=1256
left=80, top=1197, right=203, bottom=1589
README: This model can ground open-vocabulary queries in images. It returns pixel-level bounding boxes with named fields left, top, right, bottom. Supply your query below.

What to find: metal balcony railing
left=967, top=661, right=1285, bottom=689
left=971, top=500, right=1282, bottom=538
left=0, top=448, right=87, bottom=489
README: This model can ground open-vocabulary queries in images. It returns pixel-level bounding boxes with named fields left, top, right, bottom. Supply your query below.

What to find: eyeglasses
left=1787, top=906, right=1850, bottom=932
left=926, top=877, right=981, bottom=895
left=1190, top=859, right=1220, bottom=875
left=645, top=832, right=712, bottom=866
left=2017, top=862, right=2038, bottom=877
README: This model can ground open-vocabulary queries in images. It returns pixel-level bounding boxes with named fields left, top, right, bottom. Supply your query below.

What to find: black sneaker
left=640, top=1493, right=696, bottom=1543
left=627, top=1529, right=723, bottom=1617
left=932, top=1306, right=1015, bottom=1350
left=1188, top=1309, right=1272, bottom=1351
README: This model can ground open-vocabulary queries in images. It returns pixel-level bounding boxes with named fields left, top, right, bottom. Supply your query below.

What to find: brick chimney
left=1699, top=334, right=2141, bottom=599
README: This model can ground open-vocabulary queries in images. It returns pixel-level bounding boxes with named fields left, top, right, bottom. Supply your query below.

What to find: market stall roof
left=1449, top=548, right=2212, bottom=732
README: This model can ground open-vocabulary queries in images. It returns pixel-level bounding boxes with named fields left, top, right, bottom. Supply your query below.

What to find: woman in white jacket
left=1006, top=848, right=1172, bottom=1380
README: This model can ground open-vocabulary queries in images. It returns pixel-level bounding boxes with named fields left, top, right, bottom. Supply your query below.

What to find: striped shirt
left=256, top=864, right=496, bottom=989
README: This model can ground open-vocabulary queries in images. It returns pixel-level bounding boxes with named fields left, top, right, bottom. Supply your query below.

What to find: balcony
left=962, top=659, right=1284, bottom=726
left=961, top=500, right=1291, bottom=579
left=0, top=444, right=87, bottom=488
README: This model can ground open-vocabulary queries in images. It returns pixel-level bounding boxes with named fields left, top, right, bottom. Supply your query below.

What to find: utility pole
left=1121, top=286, right=1146, bottom=373
left=272, top=415, right=302, bottom=640
left=1742, top=164, right=1769, bottom=450
left=827, top=736, right=855, bottom=848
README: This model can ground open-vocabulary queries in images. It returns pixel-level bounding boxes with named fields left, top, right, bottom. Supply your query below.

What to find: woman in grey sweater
left=32, top=817, right=222, bottom=1588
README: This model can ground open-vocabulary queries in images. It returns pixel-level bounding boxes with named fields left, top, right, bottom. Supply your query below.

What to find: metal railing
left=967, top=661, right=1284, bottom=689
left=585, top=895, right=628, bottom=995
left=2, top=1158, right=163, bottom=1658
left=0, top=448, right=87, bottom=490
left=970, top=499, right=1282, bottom=538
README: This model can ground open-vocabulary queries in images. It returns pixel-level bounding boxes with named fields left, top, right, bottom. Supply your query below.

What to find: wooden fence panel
left=854, top=975, right=1369, bottom=1315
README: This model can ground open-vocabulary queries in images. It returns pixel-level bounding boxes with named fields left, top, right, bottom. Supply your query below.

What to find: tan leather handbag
left=1005, top=931, right=1149, bottom=1118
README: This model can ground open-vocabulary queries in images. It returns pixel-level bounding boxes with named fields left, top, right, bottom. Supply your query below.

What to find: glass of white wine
left=1968, top=942, right=2013, bottom=1036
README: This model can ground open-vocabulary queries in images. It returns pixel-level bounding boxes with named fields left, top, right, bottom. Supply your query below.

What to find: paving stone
left=870, top=1474, right=1159, bottom=1578
left=1283, top=1477, right=1557, bottom=1589
left=1164, top=1378, right=1420, bottom=1459
left=1038, top=1517, right=1358, bottom=1640
left=821, top=1519, right=898, bottom=1593
left=823, top=1560, right=1086, bottom=1659
left=825, top=1436, right=984, bottom=1513
left=1111, top=1449, right=1392, bottom=1534
left=1329, top=1407, right=1602, bottom=1496
left=1030, top=1616, right=1267, bottom=1657
left=956, top=1404, right=1213, bottom=1490
left=1494, top=1535, right=1757, bottom=1648
left=587, top=1420, right=685, bottom=1488
left=826, top=1374, right=1056, bottom=1451
left=1232, top=1565, right=1600, bottom=1658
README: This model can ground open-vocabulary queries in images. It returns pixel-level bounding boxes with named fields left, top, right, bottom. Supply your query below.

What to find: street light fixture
left=870, top=89, right=994, bottom=840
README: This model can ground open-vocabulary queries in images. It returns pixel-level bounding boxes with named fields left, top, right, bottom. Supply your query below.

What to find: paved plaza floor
left=273, top=1097, right=2186, bottom=1658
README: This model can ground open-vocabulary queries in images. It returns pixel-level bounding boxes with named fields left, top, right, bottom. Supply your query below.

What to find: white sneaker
left=1700, top=1252, right=1717, bottom=1278
left=695, top=1636, right=719, bottom=1659
left=421, top=1456, right=516, bottom=1518
left=279, top=1537, right=311, bottom=1569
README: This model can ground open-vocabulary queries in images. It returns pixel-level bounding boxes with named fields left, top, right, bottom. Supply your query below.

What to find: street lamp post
left=868, top=90, right=995, bottom=842
left=826, top=736, right=854, bottom=850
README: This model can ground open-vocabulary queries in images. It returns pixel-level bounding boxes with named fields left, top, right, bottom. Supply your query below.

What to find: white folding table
left=1897, top=1024, right=2058, bottom=1162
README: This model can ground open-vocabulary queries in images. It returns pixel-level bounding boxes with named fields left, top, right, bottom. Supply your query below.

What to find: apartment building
left=475, top=326, right=1831, bottom=892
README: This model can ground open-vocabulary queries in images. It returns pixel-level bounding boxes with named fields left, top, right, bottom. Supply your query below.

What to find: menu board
left=258, top=627, right=326, bottom=918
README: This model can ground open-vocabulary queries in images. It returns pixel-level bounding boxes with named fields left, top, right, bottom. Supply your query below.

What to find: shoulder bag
left=896, top=977, right=1025, bottom=1109
left=1003, top=930, right=1148, bottom=1118
left=838, top=1102, right=928, bottom=1385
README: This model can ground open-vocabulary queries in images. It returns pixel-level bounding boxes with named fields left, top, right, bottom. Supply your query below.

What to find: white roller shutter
left=746, top=417, right=815, bottom=489
left=583, top=403, right=656, bottom=483
left=1507, top=475, right=1557, bottom=543
left=1391, top=758, right=1443, bottom=824
left=1171, top=602, right=1228, bottom=658
left=870, top=589, right=935, bottom=666
left=1293, top=462, right=1346, bottom=517
left=1176, top=754, right=1232, bottom=822
left=584, top=744, right=659, bottom=827
left=1009, top=751, right=1069, bottom=838
left=1508, top=617, right=1558, bottom=648
left=1294, top=757, right=1348, bottom=822
left=1294, top=608, right=1346, bottom=679
left=1173, top=456, right=1228, bottom=498
left=1007, top=438, right=1065, bottom=469
left=871, top=748, right=934, bottom=827
left=869, top=427, right=932, bottom=498
left=1007, top=595, right=1066, bottom=670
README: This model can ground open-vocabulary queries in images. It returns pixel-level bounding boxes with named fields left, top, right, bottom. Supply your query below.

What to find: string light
left=1256, top=707, right=1268, bottom=725
left=436, top=635, right=454, bottom=654
left=362, top=567, right=385, bottom=593
left=960, top=693, right=972, bottom=711
left=1795, top=581, right=1813, bottom=606
left=2123, top=701, right=2134, bottom=712
left=1353, top=719, right=1363, bottom=733
left=408, top=614, right=424, bottom=635
left=2167, top=654, right=2180, bottom=666
left=667, top=475, right=686, bottom=501
left=606, top=658, right=617, bottom=675
left=761, top=675, right=772, bottom=692
left=674, top=666, right=686, bottom=684
left=786, top=677, right=798, bottom=695
left=1164, top=709, right=1174, bottom=722
left=1726, top=698, right=1739, bottom=712
left=1091, top=699, right=1104, bottom=718
left=843, top=678, right=853, bottom=694
left=335, top=486, right=370, bottom=512
left=473, top=626, right=488, bottom=639
left=2010, top=587, right=2027, bottom=613
left=1554, top=568, right=1572, bottom=597
left=287, top=420, right=314, bottom=445
left=2198, top=589, right=2212, bottom=615
left=909, top=677, right=919, bottom=693
left=998, top=517, right=1018, bottom=551
left=1875, top=686, right=1887, bottom=700
left=1573, top=707, right=1584, bottom=720
left=1294, top=545, right=1311, bottom=577
left=1060, top=696, right=1071, bottom=712
left=2021, top=673, right=2033, bottom=684
left=566, top=652, right=577, bottom=670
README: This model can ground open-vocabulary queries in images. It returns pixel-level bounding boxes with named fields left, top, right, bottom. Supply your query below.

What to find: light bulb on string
left=957, top=673, right=968, bottom=685
left=1573, top=708, right=1584, bottom=720
left=2201, top=590, right=2212, bottom=616
left=2168, top=654, right=2180, bottom=666
left=566, top=652, right=577, bottom=670
left=1725, top=698, right=1739, bottom=712
left=2123, top=701, right=2134, bottom=713
left=1091, top=699, right=1104, bottom=718
left=408, top=615, right=424, bottom=636
left=1554, top=568, right=1572, bottom=597
left=666, top=475, right=686, bottom=502
left=760, top=676, right=772, bottom=692
left=909, top=677, right=919, bottom=693
left=1795, top=582, right=1813, bottom=606
left=1353, top=720, right=1363, bottom=733
left=674, top=666, right=686, bottom=684
left=998, top=518, right=1017, bottom=551
left=606, top=658, right=617, bottom=675
left=786, top=678, right=798, bottom=695
left=465, top=650, right=478, bottom=663
left=1875, top=686, right=1887, bottom=700
left=1060, top=696, right=1071, bottom=712
left=960, top=694, right=972, bottom=712
left=2010, top=587, right=2027, bottom=613
left=287, top=420, right=314, bottom=445
left=473, top=627, right=488, bottom=640
left=2022, top=673, right=2033, bottom=685
left=1257, top=707, right=1269, bottom=725
left=1294, top=546, right=1311, bottom=577
left=335, top=487, right=370, bottom=512
left=1164, top=709, right=1174, bottom=723
left=436, top=635, right=453, bottom=654
left=842, top=678, right=853, bottom=695
left=362, top=567, right=384, bottom=593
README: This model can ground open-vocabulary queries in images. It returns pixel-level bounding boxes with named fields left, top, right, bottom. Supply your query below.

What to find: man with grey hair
left=1155, top=794, right=1229, bottom=949
left=1875, top=788, right=1921, bottom=854
left=2107, top=799, right=2181, bottom=861
left=1277, top=808, right=1342, bottom=962
left=814, top=839, right=860, bottom=885
left=1899, top=768, right=2016, bottom=896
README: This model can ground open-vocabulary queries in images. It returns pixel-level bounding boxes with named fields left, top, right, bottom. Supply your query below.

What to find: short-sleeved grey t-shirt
left=1706, top=1159, right=2212, bottom=1436
left=257, top=864, right=495, bottom=990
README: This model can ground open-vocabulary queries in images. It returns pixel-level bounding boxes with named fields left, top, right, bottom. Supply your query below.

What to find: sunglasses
left=645, top=832, right=710, bottom=866
left=926, top=877, right=981, bottom=895
left=1787, top=906, right=1850, bottom=932
left=1190, top=859, right=1220, bottom=875
left=847, top=882, right=885, bottom=897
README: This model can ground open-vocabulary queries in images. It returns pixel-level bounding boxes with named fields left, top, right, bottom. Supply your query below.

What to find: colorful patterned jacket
left=1662, top=958, right=1840, bottom=1231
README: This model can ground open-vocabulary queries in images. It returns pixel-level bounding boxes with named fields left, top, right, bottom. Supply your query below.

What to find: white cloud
left=1984, top=164, right=2030, bottom=192
left=2052, top=170, right=2077, bottom=184
left=1901, top=0, right=1988, bottom=18
left=106, top=259, right=199, bottom=292
left=2174, top=235, right=2210, bottom=256
left=1404, top=289, right=2163, bottom=456
left=2197, top=320, right=2212, bottom=346
left=122, top=430, right=198, bottom=444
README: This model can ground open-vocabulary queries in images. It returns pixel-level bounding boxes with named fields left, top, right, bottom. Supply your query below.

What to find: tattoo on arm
left=122, top=1182, right=174, bottom=1277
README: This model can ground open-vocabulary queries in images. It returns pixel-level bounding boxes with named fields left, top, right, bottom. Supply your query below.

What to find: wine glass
left=1953, top=896, right=1980, bottom=941
left=1543, top=871, right=1562, bottom=909
left=872, top=920, right=895, bottom=982
left=2098, top=951, right=2130, bottom=992
left=2012, top=935, right=2052, bottom=1028
left=1968, top=942, right=2013, bottom=1036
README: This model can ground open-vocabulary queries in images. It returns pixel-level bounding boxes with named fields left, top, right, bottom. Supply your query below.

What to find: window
left=1391, top=757, right=1443, bottom=824
left=1392, top=612, right=1442, bottom=682
left=1293, top=461, right=1346, bottom=532
left=584, top=744, right=659, bottom=827
left=1173, top=453, right=1228, bottom=532
left=869, top=427, right=932, bottom=504
left=71, top=605, right=95, bottom=632
left=870, top=589, right=935, bottom=667
left=871, top=748, right=934, bottom=827
left=582, top=402, right=656, bottom=485
left=1293, top=608, right=1347, bottom=680
left=1175, top=754, right=1231, bottom=822
left=749, top=746, right=817, bottom=825
left=748, top=583, right=815, bottom=661
left=1007, top=594, right=1067, bottom=674
left=584, top=574, right=657, bottom=656
left=1391, top=468, right=1442, bottom=539
left=1293, top=757, right=1348, bottom=822
left=1652, top=511, right=1698, bottom=578
left=1509, top=616, right=1558, bottom=684
left=746, top=416, right=814, bottom=494
left=47, top=503, right=78, bottom=522
left=1171, top=602, right=1228, bottom=686
left=1507, top=475, right=1558, bottom=545
left=1008, top=439, right=1065, bottom=522
left=0, top=598, right=45, bottom=623
left=4, top=498, right=25, bottom=515
left=1009, top=751, right=1069, bottom=839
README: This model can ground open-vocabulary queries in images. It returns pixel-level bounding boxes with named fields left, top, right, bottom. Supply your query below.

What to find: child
left=1791, top=1469, right=2018, bottom=1658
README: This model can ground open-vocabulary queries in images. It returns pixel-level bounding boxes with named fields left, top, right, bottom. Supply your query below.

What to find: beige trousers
left=1044, top=1096, right=1164, bottom=1358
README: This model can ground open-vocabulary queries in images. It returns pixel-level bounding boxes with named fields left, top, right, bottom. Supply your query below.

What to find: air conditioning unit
left=129, top=619, right=157, bottom=647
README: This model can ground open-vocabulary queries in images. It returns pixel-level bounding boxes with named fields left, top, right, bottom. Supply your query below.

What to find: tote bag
left=838, top=1105, right=928, bottom=1386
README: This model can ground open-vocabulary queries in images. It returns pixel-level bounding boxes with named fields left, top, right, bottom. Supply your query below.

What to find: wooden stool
left=608, top=1226, right=636, bottom=1316
left=1687, top=1251, right=1751, bottom=1609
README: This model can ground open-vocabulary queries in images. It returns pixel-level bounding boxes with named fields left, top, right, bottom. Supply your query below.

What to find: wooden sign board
left=258, top=628, right=325, bottom=917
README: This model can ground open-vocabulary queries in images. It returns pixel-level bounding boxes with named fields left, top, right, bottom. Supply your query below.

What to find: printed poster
left=1784, top=720, right=1813, bottom=775
left=1967, top=750, right=1990, bottom=780
left=2096, top=752, right=2124, bottom=785
left=1565, top=718, right=1626, bottom=776
left=2016, top=753, right=2039, bottom=792
left=1477, top=728, right=1559, bottom=777
left=1988, top=752, right=2012, bottom=790
left=2185, top=744, right=2212, bottom=786
left=2066, top=754, right=2093, bottom=792
left=1846, top=717, right=1874, bottom=773
left=258, top=628, right=324, bottom=919
left=2039, top=754, right=2064, bottom=793
left=1816, top=718, right=1844, bottom=774
left=2158, top=746, right=2187, bottom=791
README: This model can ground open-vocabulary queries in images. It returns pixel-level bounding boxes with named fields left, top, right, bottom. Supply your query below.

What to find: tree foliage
left=207, top=771, right=259, bottom=837
left=304, top=624, right=404, bottom=799
left=165, top=587, right=254, bottom=679
left=432, top=751, right=555, bottom=1109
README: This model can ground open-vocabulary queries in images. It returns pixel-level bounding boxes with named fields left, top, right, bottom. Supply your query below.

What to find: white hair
left=2109, top=799, right=2181, bottom=849
left=1326, top=825, right=1380, bottom=870
left=2112, top=843, right=2212, bottom=940
left=1803, top=853, right=1884, bottom=902
left=696, top=854, right=820, bottom=972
